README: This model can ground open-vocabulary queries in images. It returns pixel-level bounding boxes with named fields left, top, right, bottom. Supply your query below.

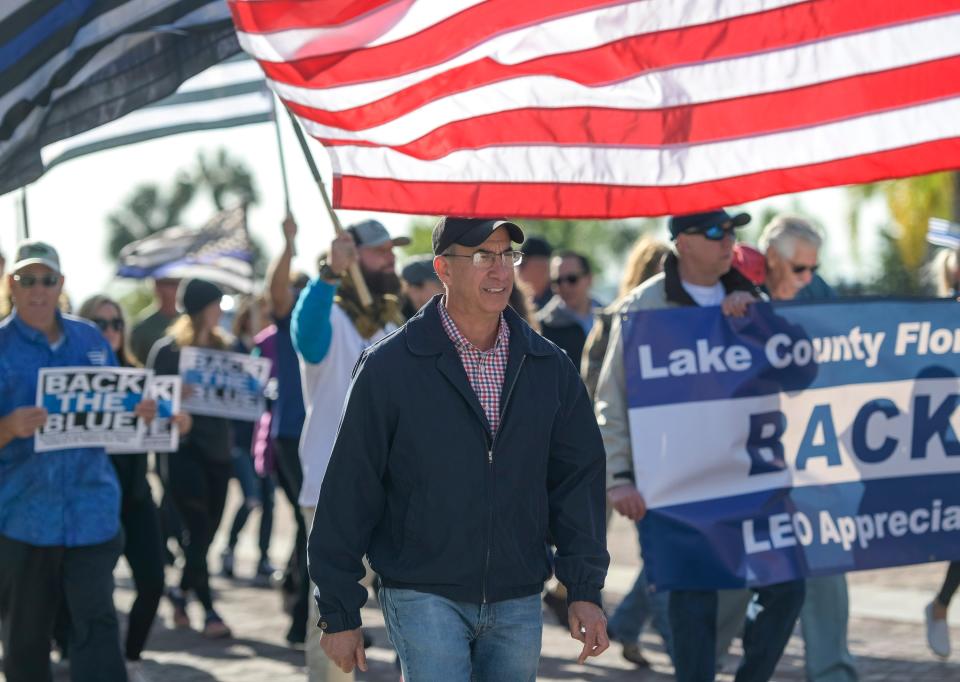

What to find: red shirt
left=438, top=299, right=510, bottom=435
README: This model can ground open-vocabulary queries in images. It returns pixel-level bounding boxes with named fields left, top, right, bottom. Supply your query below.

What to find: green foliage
left=846, top=172, right=956, bottom=292
left=196, top=148, right=259, bottom=210
left=865, top=228, right=926, bottom=296
left=116, top=284, right=157, bottom=322
left=401, top=219, right=436, bottom=256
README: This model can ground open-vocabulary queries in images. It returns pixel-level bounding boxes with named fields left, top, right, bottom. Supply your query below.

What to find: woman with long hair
left=146, top=279, right=233, bottom=638
left=77, top=295, right=191, bottom=670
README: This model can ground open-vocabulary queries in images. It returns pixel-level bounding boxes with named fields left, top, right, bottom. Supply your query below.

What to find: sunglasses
left=791, top=263, right=820, bottom=275
left=684, top=223, right=737, bottom=241
left=553, top=273, right=584, bottom=286
left=93, top=318, right=125, bottom=332
left=13, top=273, right=60, bottom=288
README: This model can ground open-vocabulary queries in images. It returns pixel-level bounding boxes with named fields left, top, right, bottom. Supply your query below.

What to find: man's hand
left=134, top=399, right=157, bottom=425
left=282, top=214, right=298, bottom=249
left=607, top=484, right=646, bottom=521
left=568, top=601, right=609, bottom=664
left=0, top=406, right=48, bottom=439
left=320, top=628, right=367, bottom=674
left=172, top=412, right=193, bottom=435
left=721, top=291, right=756, bottom=317
left=328, top=232, right=358, bottom=277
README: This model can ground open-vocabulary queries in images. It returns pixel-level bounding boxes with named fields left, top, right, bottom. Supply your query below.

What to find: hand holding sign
left=721, top=291, right=757, bottom=317
left=135, top=399, right=157, bottom=425
left=172, top=412, right=192, bottom=436
left=1, top=406, right=48, bottom=439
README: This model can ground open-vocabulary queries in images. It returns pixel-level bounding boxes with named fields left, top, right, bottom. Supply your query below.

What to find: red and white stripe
left=230, top=0, right=960, bottom=218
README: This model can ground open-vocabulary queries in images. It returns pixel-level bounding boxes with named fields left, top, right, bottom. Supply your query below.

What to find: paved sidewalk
left=3, top=483, right=959, bottom=681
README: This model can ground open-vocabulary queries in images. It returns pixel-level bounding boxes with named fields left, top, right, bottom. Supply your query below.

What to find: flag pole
left=284, top=109, right=372, bottom=308
left=270, top=97, right=291, bottom=216
left=18, top=187, right=30, bottom=240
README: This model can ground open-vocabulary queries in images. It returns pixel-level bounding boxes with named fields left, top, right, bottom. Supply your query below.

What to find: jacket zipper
left=481, top=355, right=525, bottom=604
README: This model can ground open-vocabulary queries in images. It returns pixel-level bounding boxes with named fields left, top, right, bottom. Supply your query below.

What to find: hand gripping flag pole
left=285, top=109, right=373, bottom=309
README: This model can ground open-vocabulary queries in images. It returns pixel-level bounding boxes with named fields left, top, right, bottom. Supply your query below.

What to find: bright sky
left=0, top=118, right=889, bottom=306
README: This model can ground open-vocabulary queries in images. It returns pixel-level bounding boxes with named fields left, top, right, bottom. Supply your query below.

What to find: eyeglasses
left=791, top=262, right=819, bottom=275
left=553, top=273, right=584, bottom=286
left=93, top=318, right=125, bottom=332
left=684, top=222, right=737, bottom=241
left=12, top=273, right=60, bottom=288
left=444, top=250, right=523, bottom=269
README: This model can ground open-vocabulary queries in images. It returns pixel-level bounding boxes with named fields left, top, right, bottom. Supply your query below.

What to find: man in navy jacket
left=311, top=217, right=610, bottom=680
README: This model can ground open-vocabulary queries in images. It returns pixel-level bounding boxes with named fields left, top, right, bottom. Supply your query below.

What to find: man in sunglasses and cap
left=596, top=209, right=806, bottom=681
left=0, top=240, right=155, bottom=681
left=311, top=217, right=610, bottom=679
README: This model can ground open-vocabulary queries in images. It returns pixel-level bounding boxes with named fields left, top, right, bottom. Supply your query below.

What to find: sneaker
left=252, top=559, right=278, bottom=587
left=220, top=548, right=235, bottom=578
left=203, top=611, right=232, bottom=639
left=168, top=589, right=191, bottom=629
left=621, top=642, right=650, bottom=667
left=926, top=601, right=951, bottom=658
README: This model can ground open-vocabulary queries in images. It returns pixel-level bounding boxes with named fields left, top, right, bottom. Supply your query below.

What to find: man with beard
left=292, top=219, right=408, bottom=681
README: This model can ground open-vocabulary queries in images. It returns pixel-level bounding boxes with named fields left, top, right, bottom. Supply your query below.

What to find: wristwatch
left=318, top=258, right=343, bottom=284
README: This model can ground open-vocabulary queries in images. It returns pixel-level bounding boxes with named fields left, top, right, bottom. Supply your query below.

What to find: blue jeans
left=801, top=575, right=858, bottom=682
left=670, top=580, right=805, bottom=682
left=227, top=446, right=275, bottom=560
left=607, top=522, right=673, bottom=659
left=380, top=588, right=542, bottom=681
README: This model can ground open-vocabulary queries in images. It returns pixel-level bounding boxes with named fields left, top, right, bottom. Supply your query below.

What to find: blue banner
left=622, top=299, right=960, bottom=590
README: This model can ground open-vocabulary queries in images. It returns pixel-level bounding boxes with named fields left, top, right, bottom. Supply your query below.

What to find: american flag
left=229, top=0, right=960, bottom=219
left=116, top=206, right=255, bottom=292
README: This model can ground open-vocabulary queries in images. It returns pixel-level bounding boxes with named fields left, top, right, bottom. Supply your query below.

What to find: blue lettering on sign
left=912, top=394, right=960, bottom=459
left=746, top=394, right=960, bottom=475
left=852, top=399, right=899, bottom=463
left=796, top=404, right=841, bottom=471
left=747, top=411, right=787, bottom=475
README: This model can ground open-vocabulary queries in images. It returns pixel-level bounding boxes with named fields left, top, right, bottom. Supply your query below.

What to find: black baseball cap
left=668, top=209, right=751, bottom=240
left=400, top=255, right=439, bottom=286
left=519, top=235, right=552, bottom=258
left=432, top=217, right=524, bottom=255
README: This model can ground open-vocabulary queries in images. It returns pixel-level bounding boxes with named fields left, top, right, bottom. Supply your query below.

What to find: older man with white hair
left=759, top=215, right=857, bottom=682
left=758, top=215, right=830, bottom=301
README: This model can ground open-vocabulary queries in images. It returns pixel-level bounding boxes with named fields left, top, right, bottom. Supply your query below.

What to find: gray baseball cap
left=347, top=219, right=411, bottom=248
left=12, top=240, right=61, bottom=274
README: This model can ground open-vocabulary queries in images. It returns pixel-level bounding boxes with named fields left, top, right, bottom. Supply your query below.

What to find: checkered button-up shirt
left=438, top=299, right=510, bottom=435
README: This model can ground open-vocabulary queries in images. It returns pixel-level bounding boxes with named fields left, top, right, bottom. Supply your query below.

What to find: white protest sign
left=178, top=347, right=271, bottom=421
left=108, top=375, right=182, bottom=455
left=35, top=367, right=151, bottom=452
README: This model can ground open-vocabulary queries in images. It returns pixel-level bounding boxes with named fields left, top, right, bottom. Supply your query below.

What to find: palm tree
left=846, top=172, right=956, bottom=294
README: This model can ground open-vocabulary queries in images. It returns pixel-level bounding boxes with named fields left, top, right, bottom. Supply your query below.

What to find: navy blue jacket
left=309, top=297, right=609, bottom=633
